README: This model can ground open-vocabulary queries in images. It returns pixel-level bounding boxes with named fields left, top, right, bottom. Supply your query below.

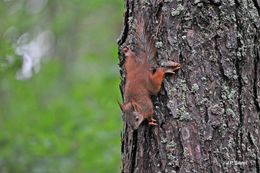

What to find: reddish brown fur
left=119, top=13, right=180, bottom=129
left=124, top=48, right=154, bottom=118
left=120, top=47, right=180, bottom=129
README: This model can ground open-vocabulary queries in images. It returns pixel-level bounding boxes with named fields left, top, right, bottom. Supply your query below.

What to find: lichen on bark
left=118, top=0, right=260, bottom=172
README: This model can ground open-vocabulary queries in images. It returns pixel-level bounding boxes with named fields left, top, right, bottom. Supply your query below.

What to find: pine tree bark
left=118, top=0, right=260, bottom=172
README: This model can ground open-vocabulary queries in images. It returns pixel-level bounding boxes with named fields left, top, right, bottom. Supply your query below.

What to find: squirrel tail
left=131, top=12, right=156, bottom=62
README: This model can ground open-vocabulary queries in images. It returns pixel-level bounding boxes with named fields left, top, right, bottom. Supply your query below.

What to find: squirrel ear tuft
left=118, top=101, right=128, bottom=112
left=118, top=101, right=133, bottom=112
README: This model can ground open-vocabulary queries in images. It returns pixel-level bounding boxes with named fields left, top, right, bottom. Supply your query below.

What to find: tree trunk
left=118, top=0, right=260, bottom=172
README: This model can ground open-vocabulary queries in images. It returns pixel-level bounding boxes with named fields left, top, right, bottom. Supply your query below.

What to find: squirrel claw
left=123, top=47, right=129, bottom=53
left=148, top=118, right=157, bottom=126
left=172, top=65, right=181, bottom=72
left=165, top=69, right=176, bottom=74
left=162, top=61, right=180, bottom=67
left=151, top=118, right=157, bottom=122
left=162, top=61, right=181, bottom=74
left=148, top=121, right=158, bottom=126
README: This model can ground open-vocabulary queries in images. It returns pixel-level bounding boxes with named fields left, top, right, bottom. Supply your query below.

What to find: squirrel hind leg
left=148, top=61, right=181, bottom=94
left=149, top=68, right=165, bottom=94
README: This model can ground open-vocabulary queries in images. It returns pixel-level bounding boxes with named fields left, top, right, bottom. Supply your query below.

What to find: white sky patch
left=15, top=30, right=55, bottom=80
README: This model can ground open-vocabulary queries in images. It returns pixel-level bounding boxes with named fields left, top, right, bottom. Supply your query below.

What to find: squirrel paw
left=148, top=118, right=158, bottom=126
left=123, top=46, right=135, bottom=58
left=162, top=61, right=181, bottom=74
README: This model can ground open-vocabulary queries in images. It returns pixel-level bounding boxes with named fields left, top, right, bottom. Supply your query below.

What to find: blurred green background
left=0, top=0, right=123, bottom=173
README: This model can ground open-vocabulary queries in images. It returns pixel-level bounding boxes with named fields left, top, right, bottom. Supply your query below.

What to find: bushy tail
left=131, top=12, right=157, bottom=62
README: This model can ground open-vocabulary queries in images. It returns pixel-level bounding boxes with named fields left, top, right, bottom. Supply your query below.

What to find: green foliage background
left=0, top=1, right=123, bottom=172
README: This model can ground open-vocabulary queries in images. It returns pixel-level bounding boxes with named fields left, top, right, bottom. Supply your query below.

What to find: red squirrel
left=119, top=47, right=180, bottom=129
left=119, top=14, right=181, bottom=130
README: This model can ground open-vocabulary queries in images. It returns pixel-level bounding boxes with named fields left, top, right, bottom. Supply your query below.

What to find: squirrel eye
left=135, top=117, right=139, bottom=121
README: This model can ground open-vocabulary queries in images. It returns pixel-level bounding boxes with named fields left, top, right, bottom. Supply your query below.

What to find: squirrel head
left=119, top=101, right=144, bottom=130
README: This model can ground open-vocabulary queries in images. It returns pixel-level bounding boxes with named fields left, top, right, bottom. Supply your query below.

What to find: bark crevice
left=177, top=122, right=184, bottom=171
left=118, top=0, right=131, bottom=46
left=252, top=0, right=260, bottom=16
left=130, top=130, right=138, bottom=173
left=256, top=152, right=260, bottom=173
left=253, top=36, right=260, bottom=115
left=214, top=35, right=229, bottom=81
left=234, top=0, right=245, bottom=163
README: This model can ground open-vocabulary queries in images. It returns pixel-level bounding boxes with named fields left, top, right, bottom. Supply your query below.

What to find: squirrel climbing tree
left=118, top=0, right=260, bottom=172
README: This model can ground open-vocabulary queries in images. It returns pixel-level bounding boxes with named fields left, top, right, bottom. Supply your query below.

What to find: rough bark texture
left=118, top=0, right=260, bottom=172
